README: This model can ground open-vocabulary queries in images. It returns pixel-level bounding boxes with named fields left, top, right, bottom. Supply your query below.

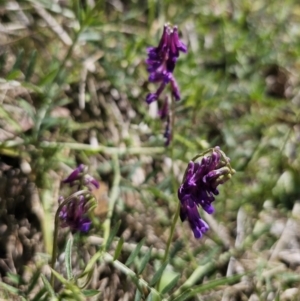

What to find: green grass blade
left=82, top=289, right=101, bottom=297
left=125, top=238, right=146, bottom=266
left=50, top=268, right=68, bottom=285
left=171, top=274, right=244, bottom=301
left=113, top=237, right=124, bottom=261
left=161, top=274, right=180, bottom=295
left=25, top=50, right=37, bottom=81
left=0, top=281, right=19, bottom=294
left=12, top=48, right=24, bottom=71
left=65, top=237, right=73, bottom=280
left=134, top=288, right=142, bottom=301
left=40, top=274, right=55, bottom=298
left=106, top=220, right=121, bottom=250
left=31, top=287, right=48, bottom=301
left=149, top=262, right=168, bottom=286
left=6, top=273, right=21, bottom=285
left=169, top=241, right=184, bottom=260
left=26, top=268, right=42, bottom=295
left=138, top=246, right=152, bottom=275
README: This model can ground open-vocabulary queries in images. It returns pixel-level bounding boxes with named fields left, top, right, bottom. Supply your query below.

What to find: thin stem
left=50, top=215, right=59, bottom=288
left=162, top=95, right=179, bottom=262
left=163, top=203, right=180, bottom=263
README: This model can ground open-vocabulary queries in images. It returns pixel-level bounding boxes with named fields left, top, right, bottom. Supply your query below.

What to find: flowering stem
left=50, top=190, right=89, bottom=288
left=163, top=95, right=178, bottom=263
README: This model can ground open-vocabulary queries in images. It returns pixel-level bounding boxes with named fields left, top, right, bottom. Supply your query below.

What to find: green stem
left=162, top=96, right=179, bottom=261
left=50, top=215, right=59, bottom=288
left=163, top=203, right=180, bottom=263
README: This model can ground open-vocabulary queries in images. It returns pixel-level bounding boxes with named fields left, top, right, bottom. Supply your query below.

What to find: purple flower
left=178, top=147, right=235, bottom=238
left=62, top=164, right=85, bottom=185
left=179, top=204, right=209, bottom=239
left=59, top=165, right=100, bottom=233
left=85, top=175, right=100, bottom=190
left=59, top=195, right=92, bottom=233
left=62, top=164, right=100, bottom=191
left=146, top=24, right=187, bottom=103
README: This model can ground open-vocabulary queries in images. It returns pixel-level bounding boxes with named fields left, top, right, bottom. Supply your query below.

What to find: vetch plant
left=0, top=14, right=245, bottom=300
left=47, top=24, right=237, bottom=301
left=50, top=164, right=98, bottom=287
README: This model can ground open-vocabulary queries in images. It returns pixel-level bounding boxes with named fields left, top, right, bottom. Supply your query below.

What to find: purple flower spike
left=145, top=23, right=187, bottom=103
left=178, top=147, right=235, bottom=239
left=63, top=164, right=85, bottom=185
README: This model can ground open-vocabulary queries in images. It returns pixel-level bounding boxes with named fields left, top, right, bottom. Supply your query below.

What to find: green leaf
left=18, top=98, right=36, bottom=121
left=82, top=289, right=100, bottom=297
left=0, top=105, right=22, bottom=132
left=0, top=281, right=19, bottom=294
left=147, top=292, right=153, bottom=301
left=73, top=0, right=83, bottom=26
left=50, top=268, right=68, bottom=285
left=39, top=68, right=59, bottom=87
left=169, top=241, right=184, bottom=260
left=134, top=288, right=142, bottom=301
left=6, top=70, right=23, bottom=80
left=161, top=274, right=180, bottom=295
left=21, top=82, right=44, bottom=94
left=31, top=287, right=48, bottom=301
left=125, top=238, right=146, bottom=266
left=171, top=274, right=244, bottom=301
left=41, top=274, right=55, bottom=297
left=138, top=246, right=152, bottom=275
left=113, top=237, right=124, bottom=261
left=191, top=273, right=243, bottom=294
left=26, top=268, right=42, bottom=295
left=82, top=250, right=104, bottom=277
left=149, top=262, right=168, bottom=286
left=6, top=273, right=21, bottom=285
left=65, top=238, right=73, bottom=280
left=147, top=289, right=161, bottom=301
left=106, top=220, right=121, bottom=250
left=25, top=50, right=37, bottom=81
left=12, top=48, right=24, bottom=71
